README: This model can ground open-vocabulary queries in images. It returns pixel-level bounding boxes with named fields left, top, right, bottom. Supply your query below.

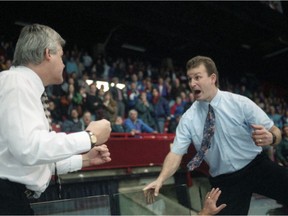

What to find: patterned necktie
left=187, top=104, right=215, bottom=171
left=42, top=91, right=61, bottom=198
left=41, top=91, right=52, bottom=131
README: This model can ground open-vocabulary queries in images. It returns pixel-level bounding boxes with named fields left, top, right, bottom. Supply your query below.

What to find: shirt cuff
left=70, top=155, right=83, bottom=172
left=67, top=131, right=91, bottom=153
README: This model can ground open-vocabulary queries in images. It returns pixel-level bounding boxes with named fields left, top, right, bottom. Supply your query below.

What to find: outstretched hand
left=198, top=188, right=227, bottom=215
left=143, top=180, right=163, bottom=204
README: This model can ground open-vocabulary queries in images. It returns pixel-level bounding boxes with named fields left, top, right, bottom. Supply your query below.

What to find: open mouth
left=194, top=90, right=201, bottom=96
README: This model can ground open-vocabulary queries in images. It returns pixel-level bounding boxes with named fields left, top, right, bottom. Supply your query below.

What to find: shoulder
left=220, top=90, right=252, bottom=104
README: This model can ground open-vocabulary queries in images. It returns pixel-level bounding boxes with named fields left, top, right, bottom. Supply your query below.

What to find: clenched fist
left=86, top=119, right=111, bottom=145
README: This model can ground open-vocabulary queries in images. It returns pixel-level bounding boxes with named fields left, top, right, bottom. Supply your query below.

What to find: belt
left=24, top=189, right=35, bottom=199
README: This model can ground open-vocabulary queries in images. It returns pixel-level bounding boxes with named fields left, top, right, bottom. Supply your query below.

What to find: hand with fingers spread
left=143, top=179, right=163, bottom=204
left=198, top=188, right=227, bottom=216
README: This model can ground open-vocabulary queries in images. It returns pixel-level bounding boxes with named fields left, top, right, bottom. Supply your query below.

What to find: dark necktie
left=187, top=104, right=215, bottom=171
left=41, top=91, right=52, bottom=131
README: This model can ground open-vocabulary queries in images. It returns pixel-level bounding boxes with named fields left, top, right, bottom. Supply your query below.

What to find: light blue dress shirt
left=171, top=89, right=273, bottom=177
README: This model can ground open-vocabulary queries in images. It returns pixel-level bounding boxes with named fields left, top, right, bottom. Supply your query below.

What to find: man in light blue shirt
left=144, top=56, right=287, bottom=215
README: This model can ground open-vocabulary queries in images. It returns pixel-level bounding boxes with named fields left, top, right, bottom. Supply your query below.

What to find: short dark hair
left=186, top=56, right=219, bottom=87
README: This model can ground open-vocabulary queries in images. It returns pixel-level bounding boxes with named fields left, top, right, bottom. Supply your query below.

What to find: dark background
left=1, top=1, right=288, bottom=85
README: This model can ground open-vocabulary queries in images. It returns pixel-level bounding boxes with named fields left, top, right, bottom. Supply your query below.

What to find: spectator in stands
left=135, top=91, right=157, bottom=131
left=101, top=91, right=118, bottom=123
left=82, top=51, right=93, bottom=74
left=143, top=77, right=154, bottom=102
left=124, top=109, right=157, bottom=135
left=110, top=77, right=126, bottom=118
left=151, top=88, right=170, bottom=133
left=268, top=105, right=283, bottom=129
left=71, top=86, right=87, bottom=117
left=156, top=76, right=169, bottom=99
left=130, top=73, right=144, bottom=91
left=184, top=91, right=195, bottom=112
left=65, top=56, right=79, bottom=76
left=86, top=83, right=102, bottom=120
left=168, top=113, right=181, bottom=133
left=0, top=24, right=111, bottom=214
left=61, top=108, right=83, bottom=133
left=143, top=56, right=287, bottom=215
left=112, top=116, right=127, bottom=133
left=170, top=77, right=186, bottom=101
left=127, top=81, right=140, bottom=110
left=170, top=96, right=185, bottom=118
left=275, top=124, right=288, bottom=167
left=81, top=111, right=92, bottom=130
left=48, top=100, right=62, bottom=125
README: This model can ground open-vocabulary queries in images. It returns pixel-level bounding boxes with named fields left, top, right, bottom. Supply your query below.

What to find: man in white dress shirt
left=0, top=24, right=112, bottom=214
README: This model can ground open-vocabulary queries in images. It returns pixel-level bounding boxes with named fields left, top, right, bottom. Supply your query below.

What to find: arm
left=56, top=144, right=111, bottom=174
left=140, top=119, right=155, bottom=133
left=143, top=152, right=182, bottom=203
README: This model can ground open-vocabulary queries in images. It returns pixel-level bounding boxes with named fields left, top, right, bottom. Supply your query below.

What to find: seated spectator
left=61, top=108, right=83, bottom=133
left=184, top=92, right=195, bottom=112
left=275, top=124, right=288, bottom=167
left=168, top=114, right=181, bottom=133
left=170, top=96, right=185, bottom=118
left=80, top=110, right=92, bottom=130
left=48, top=100, right=62, bottom=125
left=112, top=116, right=127, bottom=133
left=124, top=109, right=157, bottom=135
left=268, top=105, right=283, bottom=129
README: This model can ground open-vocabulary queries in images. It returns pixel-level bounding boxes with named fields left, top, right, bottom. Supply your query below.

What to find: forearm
left=157, top=152, right=182, bottom=183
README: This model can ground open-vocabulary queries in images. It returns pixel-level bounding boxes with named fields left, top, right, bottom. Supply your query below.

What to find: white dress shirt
left=0, top=66, right=91, bottom=197
left=172, top=89, right=273, bottom=177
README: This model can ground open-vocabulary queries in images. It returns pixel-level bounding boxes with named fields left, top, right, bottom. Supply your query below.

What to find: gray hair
left=13, top=23, right=66, bottom=66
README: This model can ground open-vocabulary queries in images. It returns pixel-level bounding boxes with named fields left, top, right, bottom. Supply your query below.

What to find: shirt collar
left=13, top=66, right=45, bottom=97
left=197, top=88, right=221, bottom=109
left=210, top=89, right=221, bottom=108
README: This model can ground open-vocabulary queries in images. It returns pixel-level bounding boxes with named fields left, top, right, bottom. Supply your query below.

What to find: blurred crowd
left=1, top=36, right=288, bottom=166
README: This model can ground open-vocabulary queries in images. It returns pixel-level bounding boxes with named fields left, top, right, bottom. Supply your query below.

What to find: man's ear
left=44, top=48, right=51, bottom=60
left=211, top=73, right=217, bottom=85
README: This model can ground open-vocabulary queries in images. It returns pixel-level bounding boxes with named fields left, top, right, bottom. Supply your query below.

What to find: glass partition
left=31, top=184, right=194, bottom=215
left=31, top=195, right=110, bottom=215
left=112, top=184, right=192, bottom=215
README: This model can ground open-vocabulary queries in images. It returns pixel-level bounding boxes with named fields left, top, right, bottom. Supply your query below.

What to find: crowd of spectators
left=1, top=36, right=288, bottom=164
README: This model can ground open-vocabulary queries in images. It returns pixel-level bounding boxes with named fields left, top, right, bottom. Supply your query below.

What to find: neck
left=26, top=63, right=48, bottom=86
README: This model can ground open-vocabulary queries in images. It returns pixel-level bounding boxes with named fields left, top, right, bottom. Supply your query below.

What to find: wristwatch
left=270, top=132, right=276, bottom=146
left=86, top=130, right=97, bottom=147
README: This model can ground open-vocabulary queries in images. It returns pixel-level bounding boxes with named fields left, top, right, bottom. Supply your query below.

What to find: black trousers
left=0, top=179, right=34, bottom=215
left=209, top=152, right=288, bottom=215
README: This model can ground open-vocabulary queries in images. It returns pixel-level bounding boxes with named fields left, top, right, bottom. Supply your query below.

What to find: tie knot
left=208, top=104, right=213, bottom=111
